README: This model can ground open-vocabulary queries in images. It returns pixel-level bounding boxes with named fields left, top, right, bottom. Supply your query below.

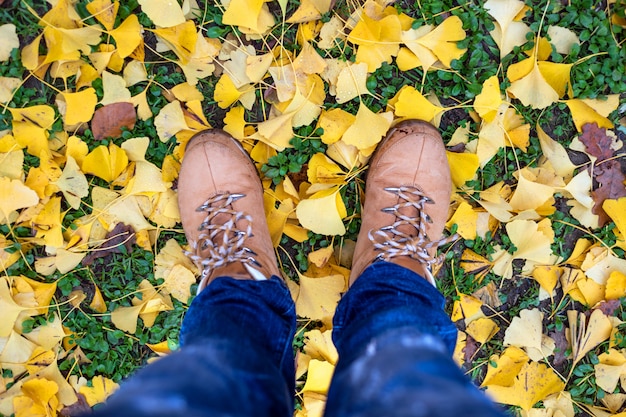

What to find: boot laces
left=368, top=186, right=457, bottom=285
left=187, top=193, right=261, bottom=292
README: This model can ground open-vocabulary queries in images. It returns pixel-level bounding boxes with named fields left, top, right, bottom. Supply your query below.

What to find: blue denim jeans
left=91, top=262, right=505, bottom=417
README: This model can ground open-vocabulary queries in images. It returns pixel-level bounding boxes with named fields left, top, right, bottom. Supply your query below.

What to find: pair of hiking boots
left=177, top=121, right=453, bottom=292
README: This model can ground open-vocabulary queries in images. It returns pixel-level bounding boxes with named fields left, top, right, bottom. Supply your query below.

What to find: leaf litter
left=0, top=0, right=625, bottom=415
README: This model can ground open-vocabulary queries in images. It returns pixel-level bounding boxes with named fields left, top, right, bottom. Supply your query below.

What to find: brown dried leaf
left=596, top=299, right=621, bottom=317
left=82, top=223, right=136, bottom=265
left=463, top=333, right=481, bottom=363
left=579, top=123, right=614, bottom=161
left=591, top=160, right=626, bottom=225
left=91, top=102, right=136, bottom=140
left=549, top=329, right=569, bottom=367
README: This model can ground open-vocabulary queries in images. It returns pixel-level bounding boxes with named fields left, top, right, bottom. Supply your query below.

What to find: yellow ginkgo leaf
left=82, top=143, right=129, bottom=182
left=43, top=26, right=102, bottom=64
left=319, top=108, right=355, bottom=144
left=222, top=0, right=265, bottom=32
left=459, top=249, right=493, bottom=283
left=342, top=102, right=392, bottom=152
left=0, top=24, right=19, bottom=62
left=481, top=346, right=529, bottom=387
left=302, top=359, right=335, bottom=394
left=152, top=21, right=198, bottom=64
left=214, top=73, right=243, bottom=109
left=484, top=0, right=526, bottom=35
left=125, top=161, right=169, bottom=195
left=445, top=201, right=478, bottom=240
left=532, top=265, right=561, bottom=295
left=568, top=309, right=612, bottom=366
left=86, top=0, right=119, bottom=31
left=307, top=153, right=346, bottom=185
left=163, top=264, right=196, bottom=304
left=335, top=62, right=369, bottom=104
left=415, top=16, right=467, bottom=68
left=296, top=186, right=346, bottom=236
left=100, top=71, right=131, bottom=106
left=393, top=85, right=444, bottom=122
left=0, top=277, right=31, bottom=337
left=474, top=75, right=502, bottom=122
left=303, top=329, right=338, bottom=364
left=508, top=63, right=559, bottom=109
left=466, top=317, right=499, bottom=344
left=0, top=76, right=21, bottom=104
left=603, top=197, right=626, bottom=240
left=55, top=156, right=88, bottom=210
left=18, top=377, right=59, bottom=414
left=509, top=168, right=555, bottom=212
left=605, top=271, right=626, bottom=300
left=503, top=308, right=543, bottom=353
left=537, top=124, right=577, bottom=181
left=59, top=88, right=97, bottom=126
left=0, top=177, right=39, bottom=223
left=254, top=112, right=296, bottom=151
left=490, top=20, right=531, bottom=58
left=154, top=101, right=190, bottom=142
left=89, top=284, right=107, bottom=313
left=491, top=219, right=553, bottom=279
left=348, top=13, right=402, bottom=72
left=286, top=0, right=333, bottom=23
left=32, top=196, right=64, bottom=247
left=484, top=361, right=565, bottom=410
left=594, top=349, right=626, bottom=392
left=79, top=376, right=119, bottom=407
left=110, top=15, right=142, bottom=58
left=537, top=61, right=573, bottom=98
left=566, top=99, right=613, bottom=132
left=308, top=246, right=335, bottom=269
left=9, top=105, right=55, bottom=158
left=138, top=0, right=185, bottom=28
left=446, top=151, right=479, bottom=188
left=547, top=25, right=581, bottom=54
left=223, top=106, right=247, bottom=140
left=401, top=25, right=438, bottom=72
left=288, top=271, right=345, bottom=327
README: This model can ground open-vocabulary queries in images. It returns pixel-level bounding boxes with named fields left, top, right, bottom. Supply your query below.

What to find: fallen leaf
left=296, top=186, right=347, bottom=236
left=91, top=102, right=137, bottom=140
left=481, top=346, right=529, bottom=387
left=347, top=12, right=401, bottom=72
left=82, top=143, right=129, bottom=182
left=163, top=264, right=196, bottom=303
left=484, top=361, right=565, bottom=410
left=503, top=308, right=548, bottom=359
left=342, top=102, right=392, bottom=151
left=0, top=177, right=39, bottom=223
left=508, top=62, right=559, bottom=109
left=54, top=156, right=88, bottom=210
left=0, top=24, right=19, bottom=62
left=59, top=88, right=98, bottom=126
left=138, top=0, right=185, bottom=27
left=288, top=272, right=345, bottom=328
left=82, top=223, right=136, bottom=265
left=302, top=359, right=334, bottom=394
left=568, top=309, right=612, bottom=367
left=79, top=375, right=119, bottom=407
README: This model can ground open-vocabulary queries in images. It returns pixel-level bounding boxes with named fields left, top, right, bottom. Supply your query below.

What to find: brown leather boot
left=349, top=120, right=457, bottom=286
left=178, top=130, right=281, bottom=293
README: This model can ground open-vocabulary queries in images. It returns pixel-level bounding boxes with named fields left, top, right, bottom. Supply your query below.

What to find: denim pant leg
left=91, top=276, right=296, bottom=417
left=325, top=262, right=506, bottom=417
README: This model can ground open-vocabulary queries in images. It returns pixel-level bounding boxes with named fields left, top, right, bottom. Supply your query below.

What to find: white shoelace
left=187, top=193, right=263, bottom=293
left=368, top=186, right=457, bottom=285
